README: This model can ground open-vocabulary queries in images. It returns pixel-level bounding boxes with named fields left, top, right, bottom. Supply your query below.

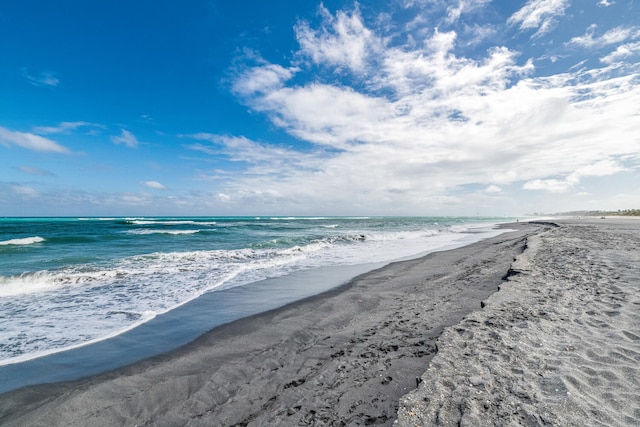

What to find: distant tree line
left=531, top=209, right=640, bottom=217
left=608, top=209, right=640, bottom=216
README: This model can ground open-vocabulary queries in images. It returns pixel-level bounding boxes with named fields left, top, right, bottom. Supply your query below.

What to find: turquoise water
left=0, top=216, right=511, bottom=367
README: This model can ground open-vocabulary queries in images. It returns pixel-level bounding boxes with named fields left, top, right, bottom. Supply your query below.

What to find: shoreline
left=0, top=222, right=539, bottom=426
left=0, top=223, right=507, bottom=393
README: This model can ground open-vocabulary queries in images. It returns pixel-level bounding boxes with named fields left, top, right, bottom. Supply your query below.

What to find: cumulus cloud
left=508, top=0, right=569, bottom=39
left=0, top=126, right=71, bottom=153
left=111, top=129, right=140, bottom=148
left=209, top=4, right=640, bottom=213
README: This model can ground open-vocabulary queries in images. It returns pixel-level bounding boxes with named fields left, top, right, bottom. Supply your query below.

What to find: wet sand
left=397, top=217, right=640, bottom=426
left=0, top=223, right=539, bottom=426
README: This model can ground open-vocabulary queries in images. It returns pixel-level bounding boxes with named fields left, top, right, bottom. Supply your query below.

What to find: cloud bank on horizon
left=1, top=0, right=639, bottom=216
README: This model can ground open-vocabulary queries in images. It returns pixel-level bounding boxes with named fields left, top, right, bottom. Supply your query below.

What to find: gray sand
left=397, top=218, right=640, bottom=426
left=0, top=224, right=538, bottom=426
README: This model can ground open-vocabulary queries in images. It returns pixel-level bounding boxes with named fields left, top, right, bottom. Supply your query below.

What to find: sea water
left=0, top=216, right=511, bottom=384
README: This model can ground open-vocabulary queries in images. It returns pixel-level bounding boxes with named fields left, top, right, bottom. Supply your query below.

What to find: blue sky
left=1, top=0, right=639, bottom=216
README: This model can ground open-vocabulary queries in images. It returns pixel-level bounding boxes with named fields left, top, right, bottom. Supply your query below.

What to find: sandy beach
left=1, top=219, right=638, bottom=426
left=398, top=218, right=640, bottom=426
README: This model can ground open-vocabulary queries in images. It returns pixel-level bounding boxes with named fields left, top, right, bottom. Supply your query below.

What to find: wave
left=0, top=243, right=315, bottom=363
left=0, top=236, right=46, bottom=246
left=0, top=268, right=121, bottom=297
left=269, top=217, right=331, bottom=220
left=0, top=242, right=315, bottom=299
left=78, top=218, right=116, bottom=221
left=125, top=229, right=202, bottom=235
left=366, top=229, right=439, bottom=241
left=125, top=220, right=217, bottom=226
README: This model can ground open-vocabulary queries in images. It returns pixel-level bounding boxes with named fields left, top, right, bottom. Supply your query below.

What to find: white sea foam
left=78, top=217, right=117, bottom=221
left=0, top=273, right=58, bottom=297
left=0, top=244, right=311, bottom=365
left=0, top=236, right=46, bottom=246
left=366, top=229, right=438, bottom=241
left=126, top=220, right=216, bottom=226
left=126, top=229, right=202, bottom=235
left=269, top=217, right=330, bottom=220
left=0, top=310, right=158, bottom=367
left=0, top=268, right=123, bottom=297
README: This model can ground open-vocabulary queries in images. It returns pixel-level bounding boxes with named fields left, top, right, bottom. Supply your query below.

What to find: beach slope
left=0, top=224, right=538, bottom=426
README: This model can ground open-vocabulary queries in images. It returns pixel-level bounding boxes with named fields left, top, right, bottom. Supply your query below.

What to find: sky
left=1, top=0, right=639, bottom=217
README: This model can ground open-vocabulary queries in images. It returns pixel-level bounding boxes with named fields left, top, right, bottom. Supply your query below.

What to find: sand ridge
left=397, top=218, right=640, bottom=426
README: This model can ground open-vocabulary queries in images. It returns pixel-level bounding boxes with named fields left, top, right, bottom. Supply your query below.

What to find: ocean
left=0, top=216, right=512, bottom=391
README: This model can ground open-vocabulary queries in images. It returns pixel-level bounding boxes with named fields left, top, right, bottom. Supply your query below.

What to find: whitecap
left=0, top=236, right=46, bottom=246
left=126, top=229, right=201, bottom=235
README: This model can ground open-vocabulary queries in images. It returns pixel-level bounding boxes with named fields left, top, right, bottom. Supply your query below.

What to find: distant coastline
left=529, top=208, right=640, bottom=217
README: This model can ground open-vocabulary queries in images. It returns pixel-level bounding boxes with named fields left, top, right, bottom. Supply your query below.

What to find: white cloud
left=445, top=0, right=492, bottom=24
left=120, top=193, right=153, bottom=206
left=462, top=24, right=498, bottom=46
left=19, top=166, right=55, bottom=176
left=524, top=159, right=626, bottom=193
left=523, top=178, right=574, bottom=193
left=22, top=69, right=60, bottom=87
left=214, top=4, right=640, bottom=214
left=111, top=129, right=139, bottom=148
left=601, top=41, right=640, bottom=64
left=508, top=0, right=570, bottom=39
left=598, top=0, right=615, bottom=6
left=12, top=184, right=39, bottom=198
left=0, top=126, right=71, bottom=153
left=294, top=4, right=382, bottom=74
left=184, top=133, right=328, bottom=180
left=232, top=63, right=297, bottom=97
left=568, top=25, right=638, bottom=48
left=141, top=181, right=166, bottom=190
left=33, top=121, right=104, bottom=135
left=217, top=193, right=231, bottom=202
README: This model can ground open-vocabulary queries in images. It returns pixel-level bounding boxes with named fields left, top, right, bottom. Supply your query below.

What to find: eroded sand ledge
left=397, top=218, right=640, bottom=426
left=1, top=224, right=538, bottom=426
